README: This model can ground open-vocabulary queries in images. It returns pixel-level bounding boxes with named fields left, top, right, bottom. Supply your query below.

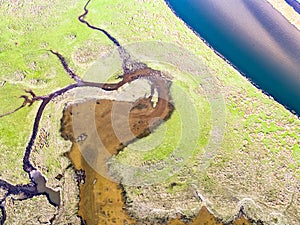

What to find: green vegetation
left=116, top=65, right=211, bottom=165
left=0, top=0, right=299, bottom=224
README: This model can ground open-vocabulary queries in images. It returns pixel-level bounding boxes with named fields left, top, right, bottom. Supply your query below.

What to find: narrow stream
left=0, top=0, right=264, bottom=224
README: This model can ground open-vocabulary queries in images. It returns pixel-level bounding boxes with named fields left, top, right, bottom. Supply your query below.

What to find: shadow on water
left=166, top=0, right=300, bottom=116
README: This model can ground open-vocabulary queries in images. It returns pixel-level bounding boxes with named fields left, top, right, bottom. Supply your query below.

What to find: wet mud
left=169, top=206, right=251, bottom=225
left=60, top=70, right=252, bottom=224
left=61, top=98, right=253, bottom=225
left=60, top=63, right=174, bottom=224
left=0, top=0, right=254, bottom=223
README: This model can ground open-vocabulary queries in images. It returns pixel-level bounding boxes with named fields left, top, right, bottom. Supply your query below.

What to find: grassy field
left=0, top=0, right=299, bottom=224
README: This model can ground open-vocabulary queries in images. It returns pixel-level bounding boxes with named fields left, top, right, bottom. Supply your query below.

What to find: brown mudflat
left=169, top=206, right=251, bottom=225
left=67, top=140, right=137, bottom=224
left=61, top=95, right=173, bottom=224
left=60, top=66, right=174, bottom=224
left=61, top=99, right=252, bottom=224
left=60, top=67, right=252, bottom=224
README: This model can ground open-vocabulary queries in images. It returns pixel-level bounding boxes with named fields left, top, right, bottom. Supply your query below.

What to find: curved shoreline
left=0, top=0, right=174, bottom=224
left=1, top=0, right=298, bottom=223
left=165, top=0, right=300, bottom=118
left=166, top=0, right=286, bottom=114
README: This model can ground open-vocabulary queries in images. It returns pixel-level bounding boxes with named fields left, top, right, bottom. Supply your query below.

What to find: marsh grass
left=0, top=0, right=299, bottom=223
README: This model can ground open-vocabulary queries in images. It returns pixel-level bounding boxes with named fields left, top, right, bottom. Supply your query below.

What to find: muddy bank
left=60, top=98, right=253, bottom=225
left=60, top=101, right=254, bottom=225
left=60, top=60, right=175, bottom=223
left=61, top=96, right=173, bottom=223
left=59, top=61, right=252, bottom=224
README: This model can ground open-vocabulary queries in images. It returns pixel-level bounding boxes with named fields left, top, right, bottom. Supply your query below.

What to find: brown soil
left=60, top=67, right=252, bottom=224
left=169, top=207, right=251, bottom=225
left=60, top=66, right=174, bottom=224
left=67, top=140, right=137, bottom=224
left=61, top=100, right=253, bottom=225
left=61, top=93, right=173, bottom=224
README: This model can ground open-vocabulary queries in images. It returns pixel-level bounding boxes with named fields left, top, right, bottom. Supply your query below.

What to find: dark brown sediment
left=0, top=0, right=169, bottom=222
left=60, top=64, right=174, bottom=224
left=0, top=0, right=259, bottom=223
left=60, top=65, right=253, bottom=224
left=61, top=115, right=254, bottom=225
left=169, top=206, right=251, bottom=225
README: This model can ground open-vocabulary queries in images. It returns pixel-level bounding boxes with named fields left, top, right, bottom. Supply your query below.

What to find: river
left=166, top=0, right=300, bottom=116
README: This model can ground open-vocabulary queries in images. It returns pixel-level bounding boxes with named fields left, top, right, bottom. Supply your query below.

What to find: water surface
left=167, top=0, right=300, bottom=115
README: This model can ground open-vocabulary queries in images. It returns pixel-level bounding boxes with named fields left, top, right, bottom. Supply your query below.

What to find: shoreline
left=265, top=0, right=300, bottom=29
left=286, top=0, right=300, bottom=14
left=165, top=0, right=300, bottom=118
left=1, top=0, right=300, bottom=224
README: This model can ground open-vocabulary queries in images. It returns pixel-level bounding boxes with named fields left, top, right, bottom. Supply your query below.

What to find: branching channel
left=0, top=0, right=168, bottom=224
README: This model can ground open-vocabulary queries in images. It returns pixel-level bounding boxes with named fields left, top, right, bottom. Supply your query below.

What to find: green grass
left=114, top=64, right=211, bottom=170
left=0, top=0, right=299, bottom=222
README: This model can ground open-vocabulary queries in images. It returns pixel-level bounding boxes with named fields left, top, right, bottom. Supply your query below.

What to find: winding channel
left=0, top=0, right=257, bottom=224
left=0, top=0, right=174, bottom=224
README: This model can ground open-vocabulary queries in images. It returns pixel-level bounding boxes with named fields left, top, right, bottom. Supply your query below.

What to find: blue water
left=166, top=0, right=300, bottom=116
left=286, top=0, right=300, bottom=14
